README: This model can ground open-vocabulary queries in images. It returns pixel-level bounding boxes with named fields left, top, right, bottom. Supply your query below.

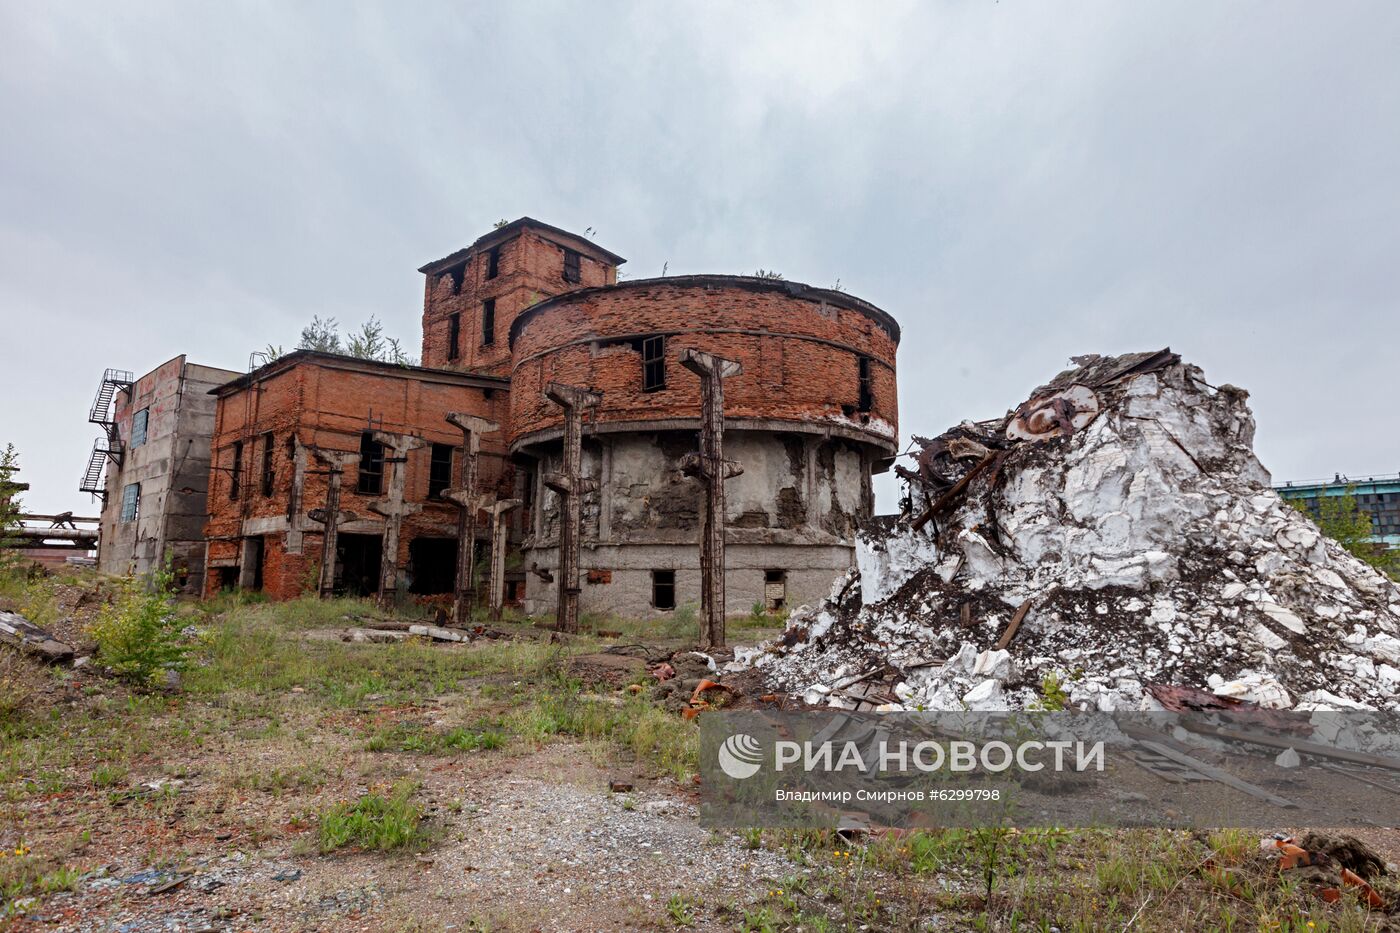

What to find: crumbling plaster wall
left=522, top=430, right=870, bottom=617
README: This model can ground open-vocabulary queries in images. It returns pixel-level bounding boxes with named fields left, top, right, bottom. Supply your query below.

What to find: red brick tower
left=418, top=218, right=625, bottom=376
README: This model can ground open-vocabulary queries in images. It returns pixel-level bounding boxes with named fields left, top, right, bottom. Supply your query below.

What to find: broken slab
left=0, top=610, right=74, bottom=663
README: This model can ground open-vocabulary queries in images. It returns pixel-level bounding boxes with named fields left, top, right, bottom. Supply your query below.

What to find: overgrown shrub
left=86, top=564, right=188, bottom=687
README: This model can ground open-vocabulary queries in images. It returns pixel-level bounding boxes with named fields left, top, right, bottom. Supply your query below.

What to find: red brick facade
left=204, top=352, right=510, bottom=600
left=507, top=276, right=899, bottom=455
left=419, top=219, right=622, bottom=376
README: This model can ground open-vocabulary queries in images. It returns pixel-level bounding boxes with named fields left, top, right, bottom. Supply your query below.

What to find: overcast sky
left=3, top=2, right=1398, bottom=517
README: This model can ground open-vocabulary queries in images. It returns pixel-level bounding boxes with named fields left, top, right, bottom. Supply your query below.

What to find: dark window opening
left=229, top=441, right=243, bottom=500
left=857, top=355, right=874, bottom=412
left=652, top=569, right=676, bottom=610
left=408, top=537, right=457, bottom=594
left=481, top=299, right=496, bottom=346
left=563, top=249, right=581, bottom=283
left=764, top=569, right=788, bottom=611
left=486, top=246, right=500, bottom=279
left=246, top=536, right=266, bottom=591
left=260, top=432, right=275, bottom=496
left=447, top=313, right=461, bottom=361
left=131, top=408, right=149, bottom=448
left=641, top=335, right=666, bottom=392
left=428, top=443, right=454, bottom=499
left=358, top=432, right=385, bottom=495
left=336, top=533, right=383, bottom=597
left=120, top=483, right=140, bottom=523
left=443, top=262, right=466, bottom=295
left=217, top=566, right=239, bottom=591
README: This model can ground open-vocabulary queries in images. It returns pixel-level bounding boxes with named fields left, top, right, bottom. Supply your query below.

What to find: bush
left=86, top=564, right=188, bottom=687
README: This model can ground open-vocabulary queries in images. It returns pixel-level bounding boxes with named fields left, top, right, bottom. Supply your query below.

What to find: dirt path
left=15, top=744, right=801, bottom=932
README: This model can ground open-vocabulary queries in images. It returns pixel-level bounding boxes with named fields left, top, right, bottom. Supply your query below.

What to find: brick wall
left=508, top=278, right=899, bottom=452
left=204, top=353, right=511, bottom=599
left=420, top=228, right=618, bottom=375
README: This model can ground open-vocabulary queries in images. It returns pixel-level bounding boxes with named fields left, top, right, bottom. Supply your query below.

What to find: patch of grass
left=510, top=682, right=698, bottom=780
left=91, top=762, right=128, bottom=788
left=365, top=722, right=507, bottom=755
left=665, top=893, right=697, bottom=927
left=317, top=782, right=429, bottom=853
left=0, top=651, right=43, bottom=727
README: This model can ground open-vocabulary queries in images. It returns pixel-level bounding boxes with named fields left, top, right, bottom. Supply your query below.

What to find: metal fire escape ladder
left=79, top=368, right=133, bottom=498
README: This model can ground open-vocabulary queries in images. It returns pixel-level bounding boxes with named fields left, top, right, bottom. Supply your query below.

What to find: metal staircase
left=78, top=369, right=132, bottom=499
left=79, top=437, right=116, bottom=495
left=89, top=368, right=133, bottom=428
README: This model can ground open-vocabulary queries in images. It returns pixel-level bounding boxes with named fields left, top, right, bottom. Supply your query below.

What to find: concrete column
left=442, top=413, right=499, bottom=623
left=678, top=349, right=743, bottom=649
left=309, top=449, right=359, bottom=598
left=543, top=382, right=602, bottom=633
left=369, top=431, right=427, bottom=610
left=486, top=498, right=521, bottom=619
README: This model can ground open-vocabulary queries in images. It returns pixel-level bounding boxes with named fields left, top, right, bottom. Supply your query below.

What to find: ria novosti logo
left=717, top=733, right=764, bottom=779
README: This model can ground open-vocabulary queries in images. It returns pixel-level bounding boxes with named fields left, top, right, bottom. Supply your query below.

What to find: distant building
left=1275, top=473, right=1400, bottom=548
left=84, top=356, right=240, bottom=593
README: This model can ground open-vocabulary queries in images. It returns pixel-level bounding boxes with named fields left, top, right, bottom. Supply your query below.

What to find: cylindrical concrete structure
left=507, top=275, right=900, bottom=620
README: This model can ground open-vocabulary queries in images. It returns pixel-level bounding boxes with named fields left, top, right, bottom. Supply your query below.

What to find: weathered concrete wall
left=521, top=431, right=871, bottom=616
left=98, top=356, right=239, bottom=593
left=523, top=542, right=854, bottom=620
left=204, top=352, right=512, bottom=600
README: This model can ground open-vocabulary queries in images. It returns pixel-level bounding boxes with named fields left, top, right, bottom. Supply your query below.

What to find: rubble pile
left=744, top=350, right=1400, bottom=712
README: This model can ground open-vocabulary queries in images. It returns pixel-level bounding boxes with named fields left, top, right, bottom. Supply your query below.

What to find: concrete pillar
left=486, top=498, right=521, bottom=619
left=543, top=382, right=602, bottom=633
left=310, top=449, right=359, bottom=598
left=678, top=349, right=743, bottom=649
left=443, top=413, right=499, bottom=624
left=369, top=431, right=427, bottom=610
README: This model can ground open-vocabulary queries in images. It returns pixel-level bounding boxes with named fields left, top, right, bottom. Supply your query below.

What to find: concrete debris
left=746, top=350, right=1400, bottom=712
left=0, top=609, right=74, bottom=663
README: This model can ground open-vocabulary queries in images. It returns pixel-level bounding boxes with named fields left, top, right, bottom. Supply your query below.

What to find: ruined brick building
left=202, top=218, right=900, bottom=617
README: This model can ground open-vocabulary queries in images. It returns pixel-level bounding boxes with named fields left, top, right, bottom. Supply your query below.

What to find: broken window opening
left=641, top=335, right=666, bottom=392
left=857, top=355, right=874, bottom=413
left=130, top=408, right=149, bottom=449
left=120, top=483, right=140, bottom=523
left=764, top=569, right=788, bottom=612
left=486, top=246, right=500, bottom=280
left=563, top=248, right=581, bottom=283
left=229, top=441, right=243, bottom=500
left=428, top=442, right=454, bottom=499
left=443, top=262, right=466, bottom=295
left=260, top=432, right=275, bottom=497
left=482, top=299, right=496, bottom=346
left=447, top=313, right=461, bottom=361
left=652, top=569, right=676, bottom=610
left=357, top=432, right=385, bottom=495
